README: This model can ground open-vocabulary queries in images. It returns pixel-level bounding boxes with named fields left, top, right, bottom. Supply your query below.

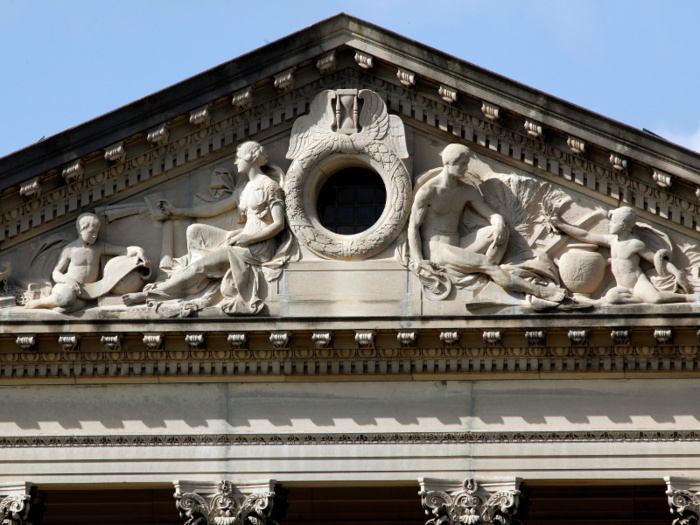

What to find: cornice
left=2, top=327, right=700, bottom=383
left=2, top=13, right=700, bottom=201
left=4, top=64, right=700, bottom=251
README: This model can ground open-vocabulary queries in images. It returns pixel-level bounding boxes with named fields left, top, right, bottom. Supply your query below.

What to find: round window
left=317, top=167, right=387, bottom=235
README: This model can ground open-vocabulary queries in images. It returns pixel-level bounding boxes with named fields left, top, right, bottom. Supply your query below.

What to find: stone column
left=173, top=479, right=288, bottom=525
left=0, top=483, right=33, bottom=525
left=666, top=477, right=700, bottom=525
left=418, top=477, right=525, bottom=525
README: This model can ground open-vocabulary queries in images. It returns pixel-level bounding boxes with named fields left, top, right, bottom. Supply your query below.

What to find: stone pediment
left=2, top=13, right=700, bottom=337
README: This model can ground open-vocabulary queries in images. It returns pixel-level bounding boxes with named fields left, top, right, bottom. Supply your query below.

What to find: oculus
left=317, top=167, right=386, bottom=235
left=285, top=88, right=410, bottom=260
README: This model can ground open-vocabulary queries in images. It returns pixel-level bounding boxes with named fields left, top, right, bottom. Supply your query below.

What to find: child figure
left=549, top=206, right=697, bottom=304
left=25, top=213, right=149, bottom=313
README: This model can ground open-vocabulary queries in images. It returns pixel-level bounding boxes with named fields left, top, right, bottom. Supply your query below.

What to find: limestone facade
left=1, top=13, right=700, bottom=525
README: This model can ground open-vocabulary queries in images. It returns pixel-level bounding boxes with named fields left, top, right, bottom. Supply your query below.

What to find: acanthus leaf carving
left=666, top=477, right=700, bottom=525
left=174, top=480, right=276, bottom=525
left=419, top=478, right=522, bottom=525
left=0, top=493, right=32, bottom=525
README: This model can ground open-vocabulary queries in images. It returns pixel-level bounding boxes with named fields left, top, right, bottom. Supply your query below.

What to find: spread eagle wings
left=286, top=90, right=336, bottom=160
left=358, top=90, right=409, bottom=159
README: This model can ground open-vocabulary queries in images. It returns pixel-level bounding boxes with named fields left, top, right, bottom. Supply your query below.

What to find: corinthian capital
left=666, top=477, right=700, bottom=525
left=0, top=483, right=33, bottom=525
left=173, top=479, right=286, bottom=525
left=419, top=478, right=523, bottom=525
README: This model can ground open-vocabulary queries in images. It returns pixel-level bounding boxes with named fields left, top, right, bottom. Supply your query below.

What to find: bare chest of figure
left=610, top=237, right=644, bottom=283
left=611, top=237, right=645, bottom=261
left=66, top=247, right=102, bottom=282
left=425, top=185, right=471, bottom=232
left=430, top=185, right=471, bottom=215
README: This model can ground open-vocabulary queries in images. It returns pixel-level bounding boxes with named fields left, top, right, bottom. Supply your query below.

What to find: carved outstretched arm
left=408, top=188, right=430, bottom=262
left=550, top=215, right=610, bottom=248
left=232, top=203, right=285, bottom=248
left=161, top=195, right=238, bottom=219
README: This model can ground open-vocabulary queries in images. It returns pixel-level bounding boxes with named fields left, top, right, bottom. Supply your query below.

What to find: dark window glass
left=317, top=168, right=386, bottom=234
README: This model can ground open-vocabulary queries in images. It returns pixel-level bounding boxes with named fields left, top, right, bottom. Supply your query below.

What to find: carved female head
left=608, top=207, right=637, bottom=234
left=235, top=141, right=268, bottom=173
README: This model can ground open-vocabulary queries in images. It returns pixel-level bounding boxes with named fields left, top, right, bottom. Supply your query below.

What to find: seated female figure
left=123, top=141, right=288, bottom=314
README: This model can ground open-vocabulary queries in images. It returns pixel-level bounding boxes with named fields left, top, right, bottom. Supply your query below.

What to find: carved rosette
left=0, top=493, right=31, bottom=525
left=174, top=481, right=275, bottom=525
left=420, top=479, right=521, bottom=525
left=285, top=89, right=411, bottom=260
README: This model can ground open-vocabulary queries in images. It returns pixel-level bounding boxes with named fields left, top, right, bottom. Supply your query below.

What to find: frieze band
left=2, top=430, right=700, bottom=448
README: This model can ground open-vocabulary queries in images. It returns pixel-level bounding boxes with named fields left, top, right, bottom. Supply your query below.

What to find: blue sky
left=2, top=0, right=700, bottom=158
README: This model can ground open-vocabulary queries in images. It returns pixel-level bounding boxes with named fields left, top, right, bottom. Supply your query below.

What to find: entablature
left=3, top=322, right=700, bottom=383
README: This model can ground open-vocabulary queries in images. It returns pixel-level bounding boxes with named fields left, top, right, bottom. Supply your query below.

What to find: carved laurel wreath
left=285, top=89, right=411, bottom=260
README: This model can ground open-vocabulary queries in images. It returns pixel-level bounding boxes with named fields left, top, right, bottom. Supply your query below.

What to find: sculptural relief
left=285, top=88, right=412, bottom=260
left=122, top=141, right=296, bottom=316
left=398, top=143, right=577, bottom=310
left=3, top=90, right=700, bottom=319
left=546, top=205, right=699, bottom=305
left=24, top=213, right=150, bottom=313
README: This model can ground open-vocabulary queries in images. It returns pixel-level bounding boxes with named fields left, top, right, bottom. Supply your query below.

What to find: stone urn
left=558, top=243, right=606, bottom=298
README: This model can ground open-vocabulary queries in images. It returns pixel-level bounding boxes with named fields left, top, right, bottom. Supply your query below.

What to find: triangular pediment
left=2, top=14, right=700, bottom=326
